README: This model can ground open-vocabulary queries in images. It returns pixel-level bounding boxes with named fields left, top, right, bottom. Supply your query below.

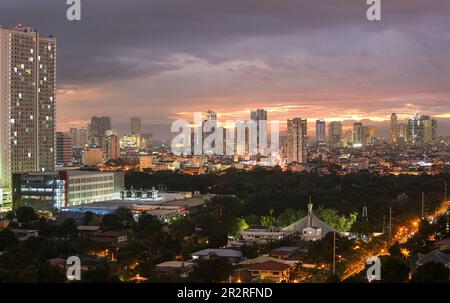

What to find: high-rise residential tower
left=250, top=109, right=268, bottom=154
left=390, top=113, right=398, bottom=144
left=0, top=25, right=56, bottom=210
left=328, top=121, right=343, bottom=146
left=90, top=116, right=111, bottom=146
left=286, top=118, right=307, bottom=163
left=315, top=119, right=326, bottom=144
left=130, top=116, right=141, bottom=135
left=352, top=122, right=363, bottom=147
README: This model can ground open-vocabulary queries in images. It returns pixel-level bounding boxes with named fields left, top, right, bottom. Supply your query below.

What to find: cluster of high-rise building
left=390, top=113, right=438, bottom=145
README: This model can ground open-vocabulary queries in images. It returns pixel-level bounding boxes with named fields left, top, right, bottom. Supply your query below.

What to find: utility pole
left=333, top=231, right=336, bottom=275
left=421, top=192, right=425, bottom=220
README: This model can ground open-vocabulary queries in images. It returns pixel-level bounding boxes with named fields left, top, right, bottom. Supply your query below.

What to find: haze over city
left=1, top=0, right=450, bottom=140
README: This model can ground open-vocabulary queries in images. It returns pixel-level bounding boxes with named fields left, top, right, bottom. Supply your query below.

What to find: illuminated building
left=352, top=122, right=363, bottom=147
left=120, top=134, right=141, bottom=149
left=408, top=113, right=437, bottom=144
left=390, top=113, right=398, bottom=144
left=103, top=134, right=120, bottom=160
left=0, top=25, right=56, bottom=211
left=12, top=170, right=124, bottom=213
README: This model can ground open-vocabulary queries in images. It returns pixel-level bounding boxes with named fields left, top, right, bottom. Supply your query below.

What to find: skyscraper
left=315, top=119, right=326, bottom=144
left=390, top=113, right=398, bottom=144
left=130, top=116, right=141, bottom=135
left=250, top=109, right=268, bottom=154
left=0, top=25, right=56, bottom=210
left=328, top=121, right=343, bottom=146
left=408, top=113, right=436, bottom=144
left=90, top=116, right=111, bottom=146
left=286, top=118, right=307, bottom=163
left=352, top=122, right=363, bottom=147
left=103, top=134, right=121, bottom=161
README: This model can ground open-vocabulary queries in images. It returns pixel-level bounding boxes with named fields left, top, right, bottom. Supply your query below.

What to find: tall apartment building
left=130, top=116, right=141, bottom=135
left=286, top=118, right=307, bottom=163
left=56, top=132, right=72, bottom=166
left=390, top=113, right=398, bottom=144
left=103, top=134, right=120, bottom=160
left=0, top=25, right=56, bottom=210
left=352, top=122, right=363, bottom=147
left=328, top=121, right=342, bottom=146
left=69, top=125, right=88, bottom=148
left=90, top=116, right=111, bottom=147
left=315, top=119, right=326, bottom=144
left=250, top=109, right=268, bottom=154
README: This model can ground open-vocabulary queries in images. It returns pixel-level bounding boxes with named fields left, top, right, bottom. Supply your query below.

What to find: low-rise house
left=239, top=228, right=287, bottom=244
left=247, top=260, right=292, bottom=282
left=10, top=229, right=39, bottom=241
left=191, top=248, right=243, bottom=264
left=416, top=249, right=450, bottom=268
left=89, top=231, right=128, bottom=245
left=154, top=261, right=194, bottom=278
left=435, top=238, right=450, bottom=250
left=269, top=247, right=300, bottom=260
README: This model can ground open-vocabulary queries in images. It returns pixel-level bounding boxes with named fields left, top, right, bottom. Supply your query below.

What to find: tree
left=0, top=228, right=18, bottom=251
left=57, top=219, right=78, bottom=238
left=388, top=242, right=403, bottom=258
left=277, top=208, right=304, bottom=227
left=188, top=257, right=233, bottom=283
left=208, top=232, right=228, bottom=248
left=380, top=256, right=410, bottom=283
left=411, top=262, right=450, bottom=283
left=16, top=206, right=38, bottom=224
left=83, top=211, right=95, bottom=225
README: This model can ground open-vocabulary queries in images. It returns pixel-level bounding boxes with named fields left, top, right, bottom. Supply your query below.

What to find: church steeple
left=307, top=196, right=313, bottom=228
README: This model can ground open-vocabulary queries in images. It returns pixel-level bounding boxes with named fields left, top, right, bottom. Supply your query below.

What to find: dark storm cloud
left=1, top=0, right=449, bottom=85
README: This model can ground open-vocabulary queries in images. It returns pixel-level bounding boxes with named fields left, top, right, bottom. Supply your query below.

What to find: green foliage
left=380, top=256, right=410, bottom=283
left=411, top=262, right=450, bottom=283
left=16, top=206, right=38, bottom=224
left=277, top=208, right=305, bottom=227
left=0, top=228, right=18, bottom=251
left=315, top=207, right=358, bottom=232
left=188, top=256, right=233, bottom=283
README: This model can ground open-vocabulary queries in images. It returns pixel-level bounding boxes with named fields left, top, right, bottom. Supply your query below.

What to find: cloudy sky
left=1, top=0, right=450, bottom=140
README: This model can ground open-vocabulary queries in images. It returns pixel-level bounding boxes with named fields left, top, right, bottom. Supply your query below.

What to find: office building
left=13, top=170, right=124, bottom=213
left=0, top=25, right=56, bottom=211
left=408, top=114, right=436, bottom=144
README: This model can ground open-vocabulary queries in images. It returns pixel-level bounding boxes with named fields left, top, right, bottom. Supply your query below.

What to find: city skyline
left=1, top=1, right=450, bottom=139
